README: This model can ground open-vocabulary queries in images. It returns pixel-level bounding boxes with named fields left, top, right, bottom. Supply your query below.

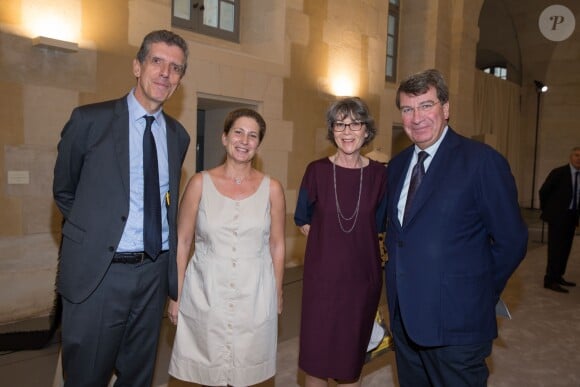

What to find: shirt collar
left=127, top=88, right=163, bottom=123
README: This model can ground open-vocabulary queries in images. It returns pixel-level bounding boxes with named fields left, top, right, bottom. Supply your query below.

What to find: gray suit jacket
left=53, top=96, right=190, bottom=303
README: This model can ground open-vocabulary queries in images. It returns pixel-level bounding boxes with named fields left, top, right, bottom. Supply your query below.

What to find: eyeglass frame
left=332, top=121, right=365, bottom=132
left=400, top=100, right=440, bottom=116
left=325, top=97, right=376, bottom=147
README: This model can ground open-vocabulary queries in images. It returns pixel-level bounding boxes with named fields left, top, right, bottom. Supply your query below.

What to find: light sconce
left=32, top=36, right=78, bottom=53
left=534, top=80, right=548, bottom=93
left=331, top=76, right=355, bottom=98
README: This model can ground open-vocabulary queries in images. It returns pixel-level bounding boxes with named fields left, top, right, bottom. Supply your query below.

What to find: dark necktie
left=404, top=151, right=429, bottom=224
left=573, top=171, right=579, bottom=211
left=143, top=115, right=161, bottom=258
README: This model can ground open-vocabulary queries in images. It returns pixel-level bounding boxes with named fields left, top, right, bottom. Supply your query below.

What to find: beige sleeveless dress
left=169, top=172, right=277, bottom=386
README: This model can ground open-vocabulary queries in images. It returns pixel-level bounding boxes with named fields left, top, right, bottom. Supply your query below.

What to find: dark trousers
left=61, top=252, right=169, bottom=387
left=392, top=305, right=492, bottom=387
left=545, top=211, right=578, bottom=283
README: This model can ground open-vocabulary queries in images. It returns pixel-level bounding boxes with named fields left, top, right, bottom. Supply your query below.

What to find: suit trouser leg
left=392, top=304, right=491, bottom=387
left=545, top=214, right=576, bottom=282
left=418, top=341, right=492, bottom=387
left=391, top=305, right=430, bottom=387
left=62, top=253, right=168, bottom=387
left=114, top=253, right=168, bottom=387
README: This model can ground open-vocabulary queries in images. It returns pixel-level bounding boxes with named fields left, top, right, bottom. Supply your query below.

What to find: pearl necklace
left=332, top=156, right=363, bottom=233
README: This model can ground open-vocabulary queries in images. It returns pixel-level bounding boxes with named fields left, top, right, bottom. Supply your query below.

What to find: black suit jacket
left=53, top=96, right=190, bottom=303
left=539, top=164, right=575, bottom=223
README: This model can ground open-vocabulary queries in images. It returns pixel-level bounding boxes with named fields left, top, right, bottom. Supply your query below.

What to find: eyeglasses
left=147, top=56, right=185, bottom=76
left=400, top=101, right=440, bottom=116
left=333, top=121, right=364, bottom=132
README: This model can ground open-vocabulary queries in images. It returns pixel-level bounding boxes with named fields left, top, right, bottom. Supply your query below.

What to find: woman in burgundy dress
left=295, top=97, right=387, bottom=386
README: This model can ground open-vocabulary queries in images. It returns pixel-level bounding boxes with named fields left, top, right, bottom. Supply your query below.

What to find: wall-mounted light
left=23, top=0, right=81, bottom=52
left=32, top=36, right=78, bottom=53
left=534, top=80, right=548, bottom=93
left=331, top=76, right=355, bottom=97
left=318, top=75, right=358, bottom=100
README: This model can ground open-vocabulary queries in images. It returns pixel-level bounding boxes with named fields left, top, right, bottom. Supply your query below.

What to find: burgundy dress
left=294, top=157, right=387, bottom=380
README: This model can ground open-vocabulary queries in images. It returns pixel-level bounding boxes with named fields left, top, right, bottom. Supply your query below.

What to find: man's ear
left=132, top=59, right=141, bottom=78
left=443, top=101, right=450, bottom=120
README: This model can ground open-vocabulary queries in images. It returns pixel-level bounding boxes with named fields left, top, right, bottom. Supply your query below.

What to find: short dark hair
left=396, top=68, right=449, bottom=109
left=136, top=30, right=189, bottom=76
left=223, top=108, right=267, bottom=143
left=326, top=97, right=376, bottom=147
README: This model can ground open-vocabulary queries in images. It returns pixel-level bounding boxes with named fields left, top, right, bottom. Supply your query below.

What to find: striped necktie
left=404, top=151, right=429, bottom=224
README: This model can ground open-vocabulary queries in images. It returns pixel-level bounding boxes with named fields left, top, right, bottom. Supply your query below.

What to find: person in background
left=53, top=30, right=190, bottom=386
left=295, top=97, right=387, bottom=387
left=168, top=108, right=286, bottom=386
left=540, top=146, right=580, bottom=293
left=384, top=68, right=528, bottom=386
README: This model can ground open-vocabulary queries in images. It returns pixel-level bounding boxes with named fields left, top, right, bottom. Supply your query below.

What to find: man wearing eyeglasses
left=383, top=69, right=528, bottom=386
left=53, top=30, right=190, bottom=386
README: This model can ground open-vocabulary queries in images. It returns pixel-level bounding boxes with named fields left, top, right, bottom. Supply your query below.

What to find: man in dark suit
left=540, top=146, right=580, bottom=293
left=384, top=69, right=528, bottom=386
left=53, top=30, right=190, bottom=386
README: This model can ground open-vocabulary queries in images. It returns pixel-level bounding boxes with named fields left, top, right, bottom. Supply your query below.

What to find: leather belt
left=111, top=251, right=168, bottom=264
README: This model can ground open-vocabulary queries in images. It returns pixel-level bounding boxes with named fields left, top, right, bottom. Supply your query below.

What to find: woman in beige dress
left=168, top=108, right=285, bottom=386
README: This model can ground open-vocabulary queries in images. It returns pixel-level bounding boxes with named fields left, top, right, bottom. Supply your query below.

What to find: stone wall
left=2, top=0, right=578, bottom=323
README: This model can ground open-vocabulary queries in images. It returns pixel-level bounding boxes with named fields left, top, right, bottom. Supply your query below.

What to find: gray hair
left=136, top=30, right=189, bottom=76
left=325, top=97, right=377, bottom=147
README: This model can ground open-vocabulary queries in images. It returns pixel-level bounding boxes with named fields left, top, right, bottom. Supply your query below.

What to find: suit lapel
left=391, top=147, right=414, bottom=229
left=164, top=114, right=179, bottom=223
left=112, top=98, right=131, bottom=199
left=563, top=166, right=573, bottom=198
left=402, top=128, right=460, bottom=227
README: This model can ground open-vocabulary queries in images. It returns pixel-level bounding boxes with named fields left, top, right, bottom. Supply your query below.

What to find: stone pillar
left=398, top=0, right=484, bottom=135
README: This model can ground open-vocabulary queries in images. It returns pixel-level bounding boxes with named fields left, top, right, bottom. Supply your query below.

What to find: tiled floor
left=2, top=210, right=580, bottom=386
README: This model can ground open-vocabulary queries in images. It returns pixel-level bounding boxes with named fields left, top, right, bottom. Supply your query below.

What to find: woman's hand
left=299, top=224, right=310, bottom=236
left=168, top=299, right=179, bottom=325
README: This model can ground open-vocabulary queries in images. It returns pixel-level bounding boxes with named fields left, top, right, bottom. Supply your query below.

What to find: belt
left=111, top=251, right=168, bottom=264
